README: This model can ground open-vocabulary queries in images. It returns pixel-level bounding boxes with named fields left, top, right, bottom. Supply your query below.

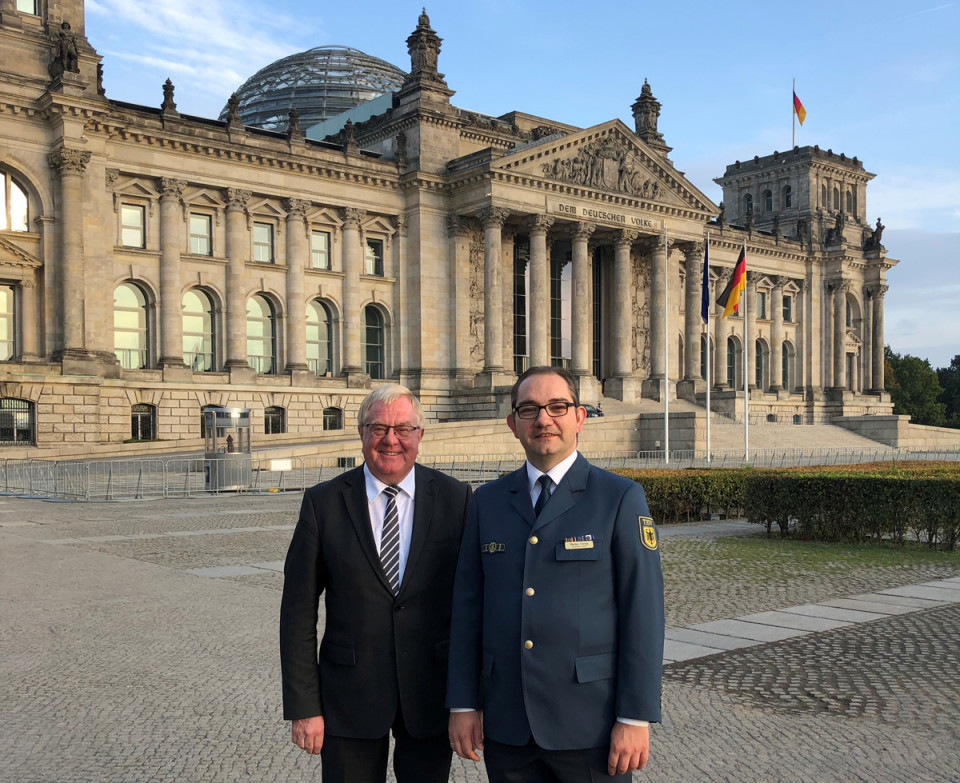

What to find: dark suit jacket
left=280, top=463, right=471, bottom=739
left=446, top=454, right=664, bottom=751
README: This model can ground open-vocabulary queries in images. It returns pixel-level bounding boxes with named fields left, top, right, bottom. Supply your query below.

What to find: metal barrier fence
left=1, top=448, right=958, bottom=502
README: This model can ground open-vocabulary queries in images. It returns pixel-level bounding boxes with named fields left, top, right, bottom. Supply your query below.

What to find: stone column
left=769, top=276, right=785, bottom=391
left=795, top=279, right=808, bottom=392
left=448, top=216, right=473, bottom=381
left=527, top=214, right=553, bottom=368
left=571, top=222, right=595, bottom=376
left=340, top=207, right=366, bottom=379
left=476, top=207, right=510, bottom=376
left=607, top=231, right=639, bottom=402
left=649, top=235, right=666, bottom=380
left=822, top=280, right=834, bottom=388
left=746, top=272, right=757, bottom=390
left=714, top=269, right=730, bottom=389
left=158, top=177, right=187, bottom=368
left=284, top=198, right=310, bottom=376
left=224, top=188, right=252, bottom=373
left=862, top=286, right=873, bottom=392
left=501, top=228, right=516, bottom=371
left=870, top=284, right=888, bottom=393
left=19, top=278, right=38, bottom=360
left=48, top=148, right=91, bottom=358
left=833, top=279, right=849, bottom=389
left=682, top=242, right=703, bottom=381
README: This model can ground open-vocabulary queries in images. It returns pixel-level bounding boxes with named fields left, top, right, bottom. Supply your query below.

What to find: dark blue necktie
left=534, top=474, right=553, bottom=517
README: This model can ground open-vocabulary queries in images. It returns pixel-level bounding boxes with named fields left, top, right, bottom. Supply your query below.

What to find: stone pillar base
left=227, top=364, right=257, bottom=384
left=288, top=367, right=316, bottom=386
left=342, top=369, right=372, bottom=388
left=55, top=348, right=99, bottom=377
left=605, top=376, right=642, bottom=403
left=676, top=379, right=703, bottom=403
left=161, top=363, right=194, bottom=382
left=825, top=387, right=853, bottom=402
left=473, top=369, right=516, bottom=390
left=573, top=374, right=601, bottom=407
left=641, top=377, right=675, bottom=402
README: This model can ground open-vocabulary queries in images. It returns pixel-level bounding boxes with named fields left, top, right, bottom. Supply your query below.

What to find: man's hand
left=607, top=722, right=649, bottom=775
left=448, top=710, right=484, bottom=762
left=291, top=715, right=325, bottom=755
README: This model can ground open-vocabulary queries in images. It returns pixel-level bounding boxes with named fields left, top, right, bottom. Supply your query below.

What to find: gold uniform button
left=529, top=536, right=539, bottom=545
left=524, top=640, right=534, bottom=650
left=525, top=588, right=535, bottom=597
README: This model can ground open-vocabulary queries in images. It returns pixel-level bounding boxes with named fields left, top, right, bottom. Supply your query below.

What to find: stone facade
left=0, top=2, right=896, bottom=457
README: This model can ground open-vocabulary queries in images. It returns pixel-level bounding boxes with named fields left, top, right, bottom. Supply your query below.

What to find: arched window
left=0, top=398, right=34, bottom=445
left=0, top=284, right=16, bottom=360
left=846, top=299, right=852, bottom=328
left=821, top=184, right=827, bottom=207
left=727, top=336, right=740, bottom=388
left=762, top=189, right=773, bottom=212
left=130, top=404, right=156, bottom=440
left=743, top=193, right=753, bottom=215
left=183, top=289, right=215, bottom=371
left=114, top=282, right=149, bottom=369
left=247, top=294, right=276, bottom=374
left=700, top=335, right=713, bottom=380
left=755, top=339, right=768, bottom=390
left=363, top=306, right=384, bottom=380
left=846, top=189, right=853, bottom=213
left=306, top=300, right=332, bottom=376
left=264, top=406, right=285, bottom=434
left=833, top=187, right=840, bottom=210
left=323, top=406, right=344, bottom=431
left=782, top=185, right=793, bottom=209
left=1, top=172, right=29, bottom=232
left=678, top=335, right=684, bottom=381
left=782, top=340, right=795, bottom=391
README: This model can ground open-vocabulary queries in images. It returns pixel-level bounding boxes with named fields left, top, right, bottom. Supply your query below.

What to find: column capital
left=615, top=229, right=639, bottom=249
left=447, top=215, right=473, bottom=238
left=770, top=275, right=787, bottom=290
left=867, top=283, right=889, bottom=300
left=478, top=206, right=510, bottom=229
left=20, top=278, right=36, bottom=289
left=283, top=198, right=311, bottom=219
left=224, top=188, right=252, bottom=211
left=797, top=278, right=809, bottom=293
left=340, top=207, right=367, bottom=229
left=392, top=214, right=408, bottom=237
left=525, top=213, right=554, bottom=235
left=48, top=148, right=91, bottom=175
left=830, top=278, right=852, bottom=294
left=159, top=177, right=187, bottom=200
left=680, top=241, right=703, bottom=261
left=572, top=222, right=596, bottom=241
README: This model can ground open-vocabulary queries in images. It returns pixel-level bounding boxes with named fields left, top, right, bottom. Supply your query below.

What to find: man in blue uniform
left=447, top=366, right=664, bottom=781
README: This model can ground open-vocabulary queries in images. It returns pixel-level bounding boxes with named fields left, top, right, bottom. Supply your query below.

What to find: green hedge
left=615, top=463, right=960, bottom=550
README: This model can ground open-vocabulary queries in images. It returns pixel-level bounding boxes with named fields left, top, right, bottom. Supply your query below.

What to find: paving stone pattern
left=1, top=495, right=959, bottom=782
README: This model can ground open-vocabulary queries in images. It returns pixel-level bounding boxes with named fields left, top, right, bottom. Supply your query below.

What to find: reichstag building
left=0, top=1, right=897, bottom=456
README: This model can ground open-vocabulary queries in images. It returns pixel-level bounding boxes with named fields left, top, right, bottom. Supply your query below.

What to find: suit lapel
left=400, top=464, right=436, bottom=594
left=343, top=465, right=396, bottom=594
left=531, top=453, right=590, bottom=532
left=508, top=466, right=536, bottom=527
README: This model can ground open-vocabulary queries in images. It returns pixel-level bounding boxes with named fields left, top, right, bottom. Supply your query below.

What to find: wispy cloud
left=868, top=167, right=960, bottom=232
left=892, top=3, right=955, bottom=21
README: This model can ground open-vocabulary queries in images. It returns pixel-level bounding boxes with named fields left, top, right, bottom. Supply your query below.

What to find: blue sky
left=85, top=0, right=960, bottom=368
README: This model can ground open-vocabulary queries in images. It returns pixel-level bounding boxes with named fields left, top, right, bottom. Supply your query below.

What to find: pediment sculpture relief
left=541, top=140, right=662, bottom=200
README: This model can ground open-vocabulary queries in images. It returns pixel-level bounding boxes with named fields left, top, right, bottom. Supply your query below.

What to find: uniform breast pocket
left=555, top=540, right=605, bottom=561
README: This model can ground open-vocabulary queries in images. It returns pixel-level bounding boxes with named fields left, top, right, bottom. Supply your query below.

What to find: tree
left=936, top=354, right=960, bottom=428
left=885, top=347, right=947, bottom=426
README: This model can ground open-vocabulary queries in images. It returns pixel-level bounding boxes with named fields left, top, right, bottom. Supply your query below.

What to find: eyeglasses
left=512, top=402, right=577, bottom=420
left=362, top=424, right=422, bottom=439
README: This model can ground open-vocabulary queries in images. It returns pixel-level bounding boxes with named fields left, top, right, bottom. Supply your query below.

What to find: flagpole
left=663, top=222, right=669, bottom=465
left=792, top=78, right=796, bottom=149
left=743, top=240, right=749, bottom=462
left=704, top=232, right=711, bottom=463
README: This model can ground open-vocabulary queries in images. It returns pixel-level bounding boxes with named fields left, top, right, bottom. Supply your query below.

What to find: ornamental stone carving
left=224, top=188, right=252, bottom=211
left=632, top=251, right=652, bottom=373
left=159, top=177, right=187, bottom=200
left=541, top=138, right=662, bottom=199
left=868, top=284, right=889, bottom=300
left=105, top=169, right=120, bottom=187
left=447, top=216, right=472, bottom=238
left=477, top=206, right=510, bottom=229
left=48, top=148, right=91, bottom=175
left=616, top=229, right=639, bottom=248
left=283, top=198, right=311, bottom=220
left=340, top=208, right=367, bottom=229
left=572, top=222, right=596, bottom=241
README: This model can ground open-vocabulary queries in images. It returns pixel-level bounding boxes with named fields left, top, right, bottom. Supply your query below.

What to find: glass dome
left=220, top=46, right=407, bottom=133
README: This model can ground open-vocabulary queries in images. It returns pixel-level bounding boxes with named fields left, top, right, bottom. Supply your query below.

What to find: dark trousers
left=320, top=704, right=451, bottom=783
left=484, top=737, right=630, bottom=783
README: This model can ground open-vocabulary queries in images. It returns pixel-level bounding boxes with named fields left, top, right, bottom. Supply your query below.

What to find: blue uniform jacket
left=446, top=454, right=664, bottom=750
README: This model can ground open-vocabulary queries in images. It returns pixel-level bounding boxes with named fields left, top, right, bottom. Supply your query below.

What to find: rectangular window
left=16, top=0, right=38, bottom=13
left=756, top=291, right=768, bottom=319
left=783, top=295, right=793, bottom=323
left=311, top=230, right=331, bottom=269
left=189, top=214, right=212, bottom=256
left=364, top=239, right=383, bottom=276
left=121, top=204, right=145, bottom=248
left=253, top=222, right=274, bottom=263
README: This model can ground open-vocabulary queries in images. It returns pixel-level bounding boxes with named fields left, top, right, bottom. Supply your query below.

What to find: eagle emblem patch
left=639, top=516, right=658, bottom=551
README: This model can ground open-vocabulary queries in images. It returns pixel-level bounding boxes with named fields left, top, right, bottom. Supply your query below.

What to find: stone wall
left=835, top=415, right=960, bottom=450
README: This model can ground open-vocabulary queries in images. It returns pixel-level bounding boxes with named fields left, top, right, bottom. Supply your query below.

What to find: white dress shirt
left=363, top=465, right=416, bottom=585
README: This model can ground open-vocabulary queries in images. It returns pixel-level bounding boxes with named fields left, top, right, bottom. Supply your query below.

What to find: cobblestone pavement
left=2, top=494, right=959, bottom=782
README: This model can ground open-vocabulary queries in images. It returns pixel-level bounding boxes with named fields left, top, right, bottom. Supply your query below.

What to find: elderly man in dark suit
left=280, top=384, right=471, bottom=783
left=447, top=366, right=664, bottom=782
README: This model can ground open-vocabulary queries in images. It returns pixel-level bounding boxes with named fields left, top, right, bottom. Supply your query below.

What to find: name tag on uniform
left=564, top=535, right=594, bottom=550
left=482, top=541, right=505, bottom=554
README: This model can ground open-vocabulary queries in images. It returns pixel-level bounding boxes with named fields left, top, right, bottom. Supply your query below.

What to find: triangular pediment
left=185, top=188, right=226, bottom=209
left=0, top=235, right=42, bottom=268
left=494, top=120, right=717, bottom=216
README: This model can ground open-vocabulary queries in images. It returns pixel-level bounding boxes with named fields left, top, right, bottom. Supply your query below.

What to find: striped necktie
left=534, top=474, right=553, bottom=517
left=380, top=486, right=401, bottom=594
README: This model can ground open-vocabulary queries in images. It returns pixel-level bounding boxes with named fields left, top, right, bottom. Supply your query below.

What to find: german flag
left=716, top=247, right=746, bottom=318
left=793, top=91, right=806, bottom=125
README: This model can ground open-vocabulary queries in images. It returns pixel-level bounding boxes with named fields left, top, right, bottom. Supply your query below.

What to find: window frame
left=363, top=305, right=384, bottom=380
left=1, top=172, right=30, bottom=232
left=0, top=284, right=16, bottom=361
left=15, top=0, right=38, bottom=13
left=182, top=289, right=216, bottom=372
left=783, top=294, right=793, bottom=323
left=782, top=184, right=793, bottom=209
left=0, top=398, right=34, bottom=446
left=311, top=229, right=331, bottom=270
left=306, top=299, right=333, bottom=376
left=113, top=282, right=150, bottom=370
left=120, top=203, right=146, bottom=249
left=130, top=403, right=156, bottom=441
left=364, top=238, right=384, bottom=277
left=756, top=290, right=768, bottom=320
left=264, top=405, right=286, bottom=435
left=189, top=212, right=213, bottom=256
left=322, top=407, right=344, bottom=431
left=246, top=294, right=276, bottom=375
left=252, top=221, right=275, bottom=264
left=762, top=189, right=773, bottom=212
